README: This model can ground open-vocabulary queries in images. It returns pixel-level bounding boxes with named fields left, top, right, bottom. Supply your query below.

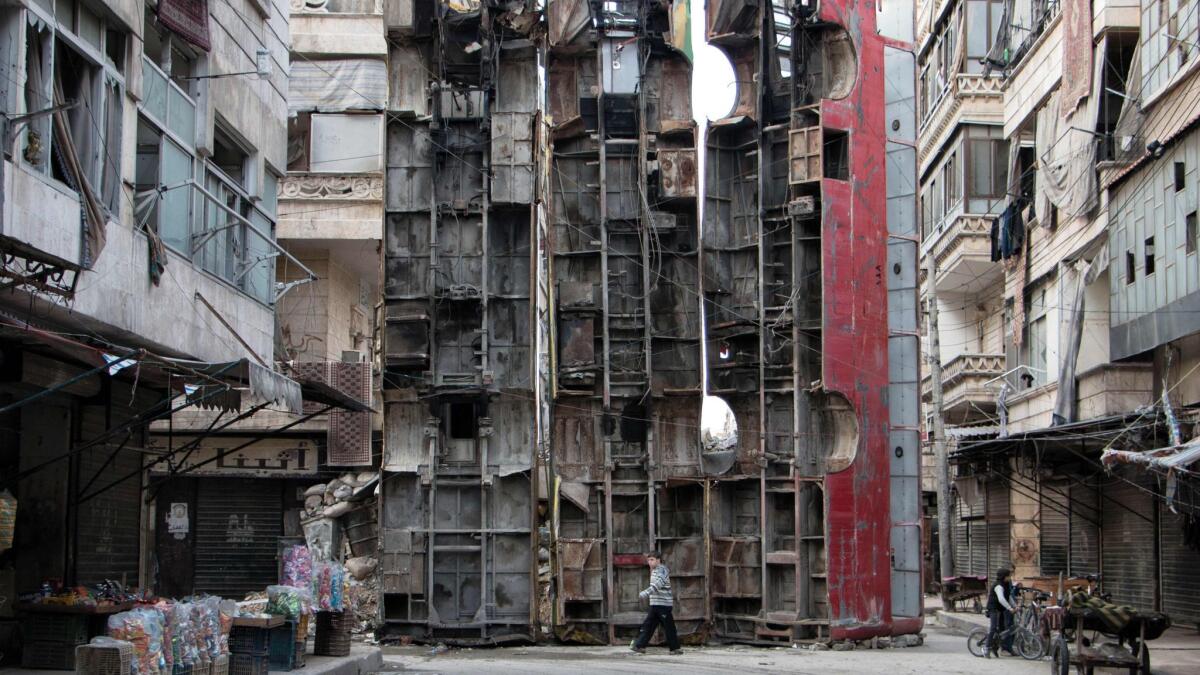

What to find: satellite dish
left=700, top=395, right=738, bottom=475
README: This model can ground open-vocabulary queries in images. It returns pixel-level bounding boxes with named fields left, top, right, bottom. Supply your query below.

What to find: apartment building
left=919, top=0, right=1200, bottom=627
left=0, top=0, right=307, bottom=595
left=146, top=0, right=385, bottom=597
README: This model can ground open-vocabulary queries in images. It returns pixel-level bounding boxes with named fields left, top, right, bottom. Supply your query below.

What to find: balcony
left=922, top=353, right=1004, bottom=424
left=290, top=0, right=388, bottom=58
left=277, top=173, right=384, bottom=242
left=919, top=74, right=1004, bottom=169
left=924, top=213, right=1002, bottom=294
left=1076, top=363, right=1153, bottom=421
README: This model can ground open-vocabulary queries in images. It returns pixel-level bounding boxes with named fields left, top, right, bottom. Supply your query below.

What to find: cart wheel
left=1140, top=642, right=1151, bottom=674
left=1050, top=635, right=1069, bottom=675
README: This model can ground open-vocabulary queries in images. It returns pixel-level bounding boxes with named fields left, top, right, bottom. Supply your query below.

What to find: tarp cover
left=1060, top=0, right=1092, bottom=116
left=289, top=60, right=388, bottom=113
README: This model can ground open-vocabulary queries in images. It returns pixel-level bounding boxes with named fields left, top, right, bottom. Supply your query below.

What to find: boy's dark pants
left=634, top=605, right=680, bottom=650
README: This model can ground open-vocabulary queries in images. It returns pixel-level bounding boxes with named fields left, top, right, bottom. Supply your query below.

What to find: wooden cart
left=940, top=575, right=989, bottom=613
left=1048, top=607, right=1170, bottom=675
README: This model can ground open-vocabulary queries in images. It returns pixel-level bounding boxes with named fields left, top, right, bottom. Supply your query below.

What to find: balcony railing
left=922, top=353, right=1005, bottom=424
left=919, top=73, right=1005, bottom=142
left=924, top=213, right=1002, bottom=294
left=290, top=0, right=381, bottom=13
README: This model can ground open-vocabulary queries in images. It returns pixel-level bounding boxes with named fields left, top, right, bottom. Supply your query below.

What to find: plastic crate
left=75, top=641, right=133, bottom=675
left=172, top=663, right=193, bottom=675
left=23, top=640, right=78, bottom=670
left=229, top=626, right=270, bottom=656
left=26, top=613, right=91, bottom=644
left=228, top=655, right=268, bottom=675
left=313, top=612, right=350, bottom=657
left=211, top=655, right=229, bottom=675
left=268, top=621, right=297, bottom=671
left=292, top=640, right=305, bottom=670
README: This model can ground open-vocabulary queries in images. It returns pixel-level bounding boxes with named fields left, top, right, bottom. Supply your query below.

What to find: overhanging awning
left=952, top=411, right=1163, bottom=464
left=167, top=357, right=373, bottom=413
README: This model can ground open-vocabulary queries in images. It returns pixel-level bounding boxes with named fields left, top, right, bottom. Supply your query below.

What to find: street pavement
left=377, top=624, right=1050, bottom=674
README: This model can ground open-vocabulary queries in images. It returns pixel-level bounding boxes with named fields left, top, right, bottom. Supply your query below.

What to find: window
left=1019, top=286, right=1048, bottom=389
left=135, top=116, right=192, bottom=252
left=1144, top=237, right=1156, bottom=276
left=964, top=0, right=1005, bottom=74
left=21, top=8, right=126, bottom=216
left=1126, top=250, right=1136, bottom=285
left=967, top=137, right=1008, bottom=198
left=1187, top=211, right=1198, bottom=255
left=1175, top=161, right=1186, bottom=192
left=944, top=151, right=961, bottom=211
left=288, top=113, right=386, bottom=173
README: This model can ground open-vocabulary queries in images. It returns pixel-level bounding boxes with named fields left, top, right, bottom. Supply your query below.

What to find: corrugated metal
left=1069, top=482, right=1100, bottom=576
left=1040, top=481, right=1069, bottom=576
left=986, top=480, right=1010, bottom=573
left=1159, top=503, right=1200, bottom=626
left=75, top=404, right=141, bottom=586
left=194, top=479, right=282, bottom=598
left=954, top=493, right=987, bottom=576
left=1101, top=473, right=1156, bottom=611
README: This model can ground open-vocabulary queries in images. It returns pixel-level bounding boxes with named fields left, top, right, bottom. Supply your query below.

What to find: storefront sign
left=147, top=436, right=318, bottom=476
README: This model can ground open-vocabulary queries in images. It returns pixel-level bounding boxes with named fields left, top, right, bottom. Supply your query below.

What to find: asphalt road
left=378, top=624, right=1051, bottom=674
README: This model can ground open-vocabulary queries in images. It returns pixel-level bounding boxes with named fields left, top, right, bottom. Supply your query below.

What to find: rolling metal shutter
left=1159, top=504, right=1200, bottom=627
left=1069, top=481, right=1100, bottom=576
left=1101, top=472, right=1156, bottom=611
left=954, top=493, right=988, bottom=576
left=194, top=479, right=282, bottom=598
left=1040, top=481, right=1069, bottom=576
left=986, top=480, right=1010, bottom=573
left=75, top=404, right=142, bottom=586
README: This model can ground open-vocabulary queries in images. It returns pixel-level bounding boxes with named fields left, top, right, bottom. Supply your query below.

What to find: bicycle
left=966, top=590, right=1045, bottom=660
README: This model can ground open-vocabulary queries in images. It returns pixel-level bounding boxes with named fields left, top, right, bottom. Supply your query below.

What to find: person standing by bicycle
left=986, top=568, right=1016, bottom=657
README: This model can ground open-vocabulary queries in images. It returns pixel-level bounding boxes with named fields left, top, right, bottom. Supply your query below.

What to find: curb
left=936, top=610, right=987, bottom=636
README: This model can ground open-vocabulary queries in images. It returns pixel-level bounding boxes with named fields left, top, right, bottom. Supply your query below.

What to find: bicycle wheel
left=1018, top=630, right=1045, bottom=660
left=967, top=627, right=989, bottom=657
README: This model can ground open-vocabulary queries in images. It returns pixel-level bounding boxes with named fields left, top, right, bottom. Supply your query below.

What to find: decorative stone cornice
left=280, top=173, right=383, bottom=201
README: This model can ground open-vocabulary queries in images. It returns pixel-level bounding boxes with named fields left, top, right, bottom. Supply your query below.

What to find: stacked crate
left=228, top=625, right=270, bottom=675
left=312, top=612, right=350, bottom=657
left=22, top=613, right=90, bottom=670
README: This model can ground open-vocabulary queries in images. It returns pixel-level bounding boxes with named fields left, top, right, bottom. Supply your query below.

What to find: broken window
left=1144, top=237, right=1156, bottom=276
left=21, top=13, right=126, bottom=216
left=1175, top=161, right=1186, bottom=192
left=1126, top=250, right=1136, bottom=285
left=135, top=116, right=193, bottom=252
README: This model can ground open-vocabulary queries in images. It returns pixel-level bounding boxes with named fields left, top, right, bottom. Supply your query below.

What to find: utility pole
left=925, top=255, right=954, bottom=601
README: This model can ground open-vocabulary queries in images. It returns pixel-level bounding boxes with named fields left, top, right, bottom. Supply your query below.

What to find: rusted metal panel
left=557, top=539, right=604, bottom=600
left=388, top=43, right=430, bottom=116
left=654, top=399, right=700, bottom=479
left=383, top=402, right=429, bottom=472
left=658, top=148, right=696, bottom=198
left=386, top=122, right=433, bottom=211
left=547, top=0, right=591, bottom=49
left=492, top=112, right=536, bottom=204
left=551, top=402, right=603, bottom=481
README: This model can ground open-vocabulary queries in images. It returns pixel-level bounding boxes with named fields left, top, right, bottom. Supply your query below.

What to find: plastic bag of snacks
left=281, top=545, right=313, bottom=589
left=199, top=596, right=224, bottom=658
left=312, top=561, right=346, bottom=612
left=107, top=608, right=165, bottom=675
left=217, top=599, right=237, bottom=654
left=266, top=585, right=312, bottom=618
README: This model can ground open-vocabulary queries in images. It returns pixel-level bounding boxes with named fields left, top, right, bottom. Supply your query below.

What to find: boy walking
left=631, top=551, right=682, bottom=654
